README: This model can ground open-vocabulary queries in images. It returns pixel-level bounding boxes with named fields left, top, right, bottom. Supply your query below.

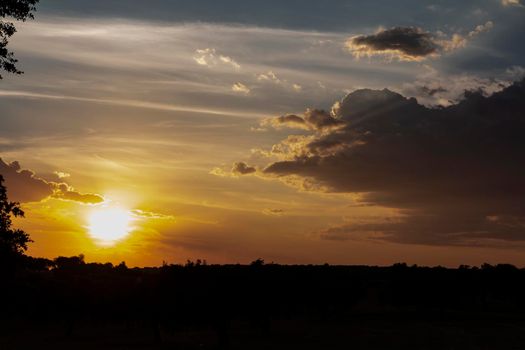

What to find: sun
left=87, top=206, right=134, bottom=246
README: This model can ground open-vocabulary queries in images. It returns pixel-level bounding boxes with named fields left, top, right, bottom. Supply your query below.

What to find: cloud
left=0, top=159, right=53, bottom=203
left=51, top=183, right=105, bottom=204
left=0, top=158, right=104, bottom=204
left=401, top=69, right=512, bottom=107
left=209, top=167, right=230, bottom=177
left=469, top=21, right=494, bottom=37
left=232, top=162, right=257, bottom=175
left=193, top=48, right=241, bottom=69
left=346, top=22, right=494, bottom=61
left=262, top=208, right=285, bottom=216
left=253, top=80, right=525, bottom=246
left=54, top=171, right=70, bottom=179
left=507, top=66, right=525, bottom=79
left=261, top=114, right=309, bottom=130
left=131, top=209, right=175, bottom=220
left=440, top=21, right=494, bottom=52
left=256, top=71, right=303, bottom=93
left=0, top=90, right=267, bottom=118
left=257, top=71, right=283, bottom=84
left=347, top=27, right=439, bottom=61
left=218, top=55, right=241, bottom=69
left=419, top=86, right=448, bottom=97
left=210, top=162, right=257, bottom=177
left=232, top=82, right=251, bottom=94
left=260, top=109, right=345, bottom=131
left=501, top=0, right=523, bottom=7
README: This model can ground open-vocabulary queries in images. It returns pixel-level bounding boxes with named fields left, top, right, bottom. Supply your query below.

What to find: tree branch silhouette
left=0, top=0, right=39, bottom=79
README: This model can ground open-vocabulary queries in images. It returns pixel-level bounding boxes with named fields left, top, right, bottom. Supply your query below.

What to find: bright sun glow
left=87, top=207, right=134, bottom=246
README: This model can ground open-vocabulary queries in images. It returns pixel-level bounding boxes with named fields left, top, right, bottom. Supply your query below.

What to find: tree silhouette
left=0, top=0, right=39, bottom=79
left=0, top=175, right=32, bottom=259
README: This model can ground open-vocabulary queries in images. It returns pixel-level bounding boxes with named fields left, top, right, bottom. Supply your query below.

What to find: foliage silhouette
left=0, top=0, right=39, bottom=79
left=0, top=174, right=32, bottom=269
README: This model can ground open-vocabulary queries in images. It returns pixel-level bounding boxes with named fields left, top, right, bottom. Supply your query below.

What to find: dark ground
left=2, top=258, right=525, bottom=349
left=3, top=316, right=525, bottom=349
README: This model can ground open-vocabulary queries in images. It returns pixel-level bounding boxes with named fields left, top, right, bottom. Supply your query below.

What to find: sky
left=1, top=0, right=525, bottom=266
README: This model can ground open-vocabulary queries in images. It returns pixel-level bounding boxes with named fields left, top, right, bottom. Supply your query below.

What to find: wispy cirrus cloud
left=0, top=90, right=266, bottom=118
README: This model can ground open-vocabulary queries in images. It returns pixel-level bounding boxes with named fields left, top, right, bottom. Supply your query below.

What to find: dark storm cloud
left=348, top=27, right=439, bottom=60
left=0, top=158, right=104, bottom=204
left=260, top=79, right=525, bottom=245
left=346, top=22, right=494, bottom=61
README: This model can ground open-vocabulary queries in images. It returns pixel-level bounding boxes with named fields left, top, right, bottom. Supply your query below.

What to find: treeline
left=3, top=256, right=525, bottom=348
left=4, top=256, right=525, bottom=323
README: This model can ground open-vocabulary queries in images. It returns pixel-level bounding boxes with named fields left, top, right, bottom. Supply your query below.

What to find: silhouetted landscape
left=3, top=1, right=525, bottom=349
left=5, top=255, right=525, bottom=349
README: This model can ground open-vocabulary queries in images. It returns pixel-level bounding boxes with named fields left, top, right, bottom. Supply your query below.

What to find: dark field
left=4, top=315, right=525, bottom=349
left=2, top=259, right=525, bottom=349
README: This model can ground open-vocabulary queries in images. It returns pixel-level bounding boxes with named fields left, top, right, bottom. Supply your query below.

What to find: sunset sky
left=1, top=0, right=525, bottom=266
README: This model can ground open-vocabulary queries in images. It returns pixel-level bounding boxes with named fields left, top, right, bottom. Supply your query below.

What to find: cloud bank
left=250, top=79, right=525, bottom=246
